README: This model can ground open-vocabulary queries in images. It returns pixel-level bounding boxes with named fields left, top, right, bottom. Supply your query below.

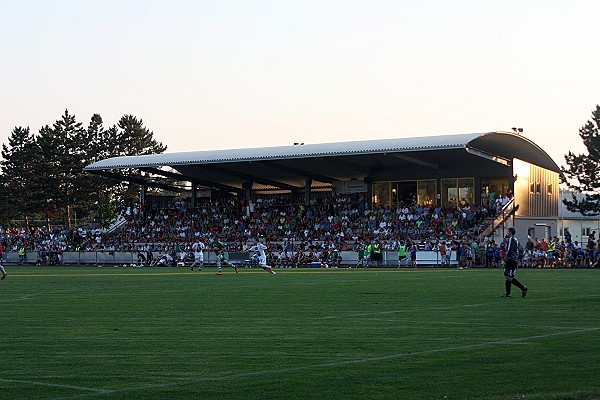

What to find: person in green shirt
left=397, top=240, right=408, bottom=267
left=212, top=237, right=238, bottom=275
left=354, top=239, right=366, bottom=268
left=329, top=248, right=342, bottom=268
left=372, top=241, right=382, bottom=266
left=18, top=246, right=26, bottom=265
left=365, top=240, right=373, bottom=268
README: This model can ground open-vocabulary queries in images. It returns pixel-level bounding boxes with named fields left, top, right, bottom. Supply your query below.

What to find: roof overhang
left=83, top=131, right=562, bottom=193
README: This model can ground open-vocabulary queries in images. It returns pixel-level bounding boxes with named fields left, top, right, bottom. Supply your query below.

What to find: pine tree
left=77, top=114, right=122, bottom=226
left=562, top=105, right=600, bottom=215
left=0, top=126, right=40, bottom=223
left=109, top=115, right=167, bottom=205
left=36, top=110, right=86, bottom=226
left=113, top=114, right=167, bottom=156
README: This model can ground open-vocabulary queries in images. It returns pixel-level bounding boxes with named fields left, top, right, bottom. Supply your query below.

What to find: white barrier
left=2, top=250, right=460, bottom=267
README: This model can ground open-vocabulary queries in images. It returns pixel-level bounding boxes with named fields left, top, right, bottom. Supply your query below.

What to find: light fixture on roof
left=511, top=127, right=523, bottom=134
left=293, top=142, right=304, bottom=145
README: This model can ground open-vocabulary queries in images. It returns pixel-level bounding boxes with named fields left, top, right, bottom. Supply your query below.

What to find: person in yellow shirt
left=397, top=240, right=408, bottom=267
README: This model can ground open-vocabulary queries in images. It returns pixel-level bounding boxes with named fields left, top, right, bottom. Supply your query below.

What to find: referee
left=502, top=227, right=528, bottom=298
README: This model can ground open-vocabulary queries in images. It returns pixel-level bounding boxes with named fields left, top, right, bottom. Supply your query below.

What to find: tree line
left=0, top=110, right=166, bottom=227
left=1, top=104, right=599, bottom=228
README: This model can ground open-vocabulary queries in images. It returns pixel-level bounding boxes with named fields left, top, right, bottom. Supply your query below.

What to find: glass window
left=441, top=178, right=474, bottom=207
left=482, top=177, right=509, bottom=200
left=373, top=180, right=437, bottom=207
left=441, top=179, right=456, bottom=208
left=372, top=182, right=390, bottom=206
left=417, top=180, right=437, bottom=206
left=582, top=227, right=592, bottom=237
left=458, top=178, right=474, bottom=206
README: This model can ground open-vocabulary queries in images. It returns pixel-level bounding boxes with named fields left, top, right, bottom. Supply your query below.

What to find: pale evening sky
left=1, top=0, right=598, bottom=167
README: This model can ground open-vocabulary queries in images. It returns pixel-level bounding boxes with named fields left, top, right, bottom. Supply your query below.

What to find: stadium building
left=84, top=131, right=562, bottom=243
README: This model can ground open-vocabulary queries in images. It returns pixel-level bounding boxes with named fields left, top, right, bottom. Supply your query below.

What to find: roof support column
left=140, top=184, right=147, bottom=211
left=365, top=177, right=373, bottom=208
left=474, top=176, right=482, bottom=208
left=304, top=177, right=312, bottom=204
left=242, top=181, right=253, bottom=217
left=191, top=182, right=197, bottom=209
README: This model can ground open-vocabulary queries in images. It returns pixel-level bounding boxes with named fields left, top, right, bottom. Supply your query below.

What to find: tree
left=75, top=114, right=119, bottom=225
left=562, top=104, right=600, bottom=215
left=0, top=126, right=40, bottom=224
left=112, top=114, right=166, bottom=156
left=105, top=115, right=167, bottom=206
left=36, top=109, right=87, bottom=226
left=0, top=111, right=167, bottom=227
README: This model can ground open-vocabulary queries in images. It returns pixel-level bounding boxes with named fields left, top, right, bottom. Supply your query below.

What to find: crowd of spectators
left=2, top=191, right=597, bottom=268
left=105, top=192, right=490, bottom=255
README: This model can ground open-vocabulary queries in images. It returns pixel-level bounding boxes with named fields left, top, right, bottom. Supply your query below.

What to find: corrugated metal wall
left=527, top=164, right=559, bottom=217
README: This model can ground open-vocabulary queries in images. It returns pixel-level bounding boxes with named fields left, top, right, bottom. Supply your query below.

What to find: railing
left=479, top=197, right=519, bottom=240
left=104, top=215, right=127, bottom=235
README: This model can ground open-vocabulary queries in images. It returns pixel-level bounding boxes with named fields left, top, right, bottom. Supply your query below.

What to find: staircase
left=103, top=215, right=128, bottom=236
left=479, top=197, right=519, bottom=240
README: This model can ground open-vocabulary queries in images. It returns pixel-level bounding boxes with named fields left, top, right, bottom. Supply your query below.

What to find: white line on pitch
left=48, top=326, right=600, bottom=400
left=0, top=378, right=110, bottom=394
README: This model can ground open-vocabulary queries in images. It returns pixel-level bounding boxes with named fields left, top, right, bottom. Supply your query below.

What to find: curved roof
left=84, top=131, right=561, bottom=193
left=85, top=132, right=484, bottom=170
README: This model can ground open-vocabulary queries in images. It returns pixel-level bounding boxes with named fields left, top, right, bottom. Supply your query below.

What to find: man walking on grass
left=502, top=227, right=528, bottom=298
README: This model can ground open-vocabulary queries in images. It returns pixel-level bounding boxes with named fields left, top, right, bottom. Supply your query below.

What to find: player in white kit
left=190, top=240, right=205, bottom=271
left=250, top=238, right=277, bottom=275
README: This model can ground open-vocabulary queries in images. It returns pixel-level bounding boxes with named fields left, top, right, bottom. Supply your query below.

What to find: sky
left=1, top=0, right=599, bottom=167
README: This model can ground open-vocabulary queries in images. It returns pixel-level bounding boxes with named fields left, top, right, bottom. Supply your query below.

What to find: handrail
left=479, top=197, right=518, bottom=240
left=104, top=215, right=127, bottom=235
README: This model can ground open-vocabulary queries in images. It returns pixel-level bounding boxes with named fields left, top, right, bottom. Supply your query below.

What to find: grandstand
left=2, top=131, right=570, bottom=267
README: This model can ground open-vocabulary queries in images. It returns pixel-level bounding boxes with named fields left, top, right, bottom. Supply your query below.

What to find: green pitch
left=1, top=267, right=599, bottom=400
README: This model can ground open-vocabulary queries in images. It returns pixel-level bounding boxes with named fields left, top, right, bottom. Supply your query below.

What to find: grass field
left=0, top=266, right=599, bottom=400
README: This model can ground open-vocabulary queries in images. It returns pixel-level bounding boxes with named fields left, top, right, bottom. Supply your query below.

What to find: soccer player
left=354, top=239, right=366, bottom=268
left=212, top=237, right=238, bottom=275
left=501, top=227, right=528, bottom=298
left=190, top=239, right=205, bottom=271
left=250, top=238, right=277, bottom=275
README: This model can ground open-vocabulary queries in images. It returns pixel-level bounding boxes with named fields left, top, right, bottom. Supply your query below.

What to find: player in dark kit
left=502, top=227, right=528, bottom=298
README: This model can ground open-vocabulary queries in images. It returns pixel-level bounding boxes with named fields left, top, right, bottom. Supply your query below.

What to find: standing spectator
left=485, top=241, right=495, bottom=268
left=397, top=240, right=408, bottom=267
left=371, top=240, right=382, bottom=266
left=410, top=242, right=418, bottom=267
left=18, top=245, right=26, bottom=265
left=439, top=241, right=448, bottom=267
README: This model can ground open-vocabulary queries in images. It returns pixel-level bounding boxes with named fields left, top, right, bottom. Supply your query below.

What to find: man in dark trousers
left=502, top=227, right=528, bottom=298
